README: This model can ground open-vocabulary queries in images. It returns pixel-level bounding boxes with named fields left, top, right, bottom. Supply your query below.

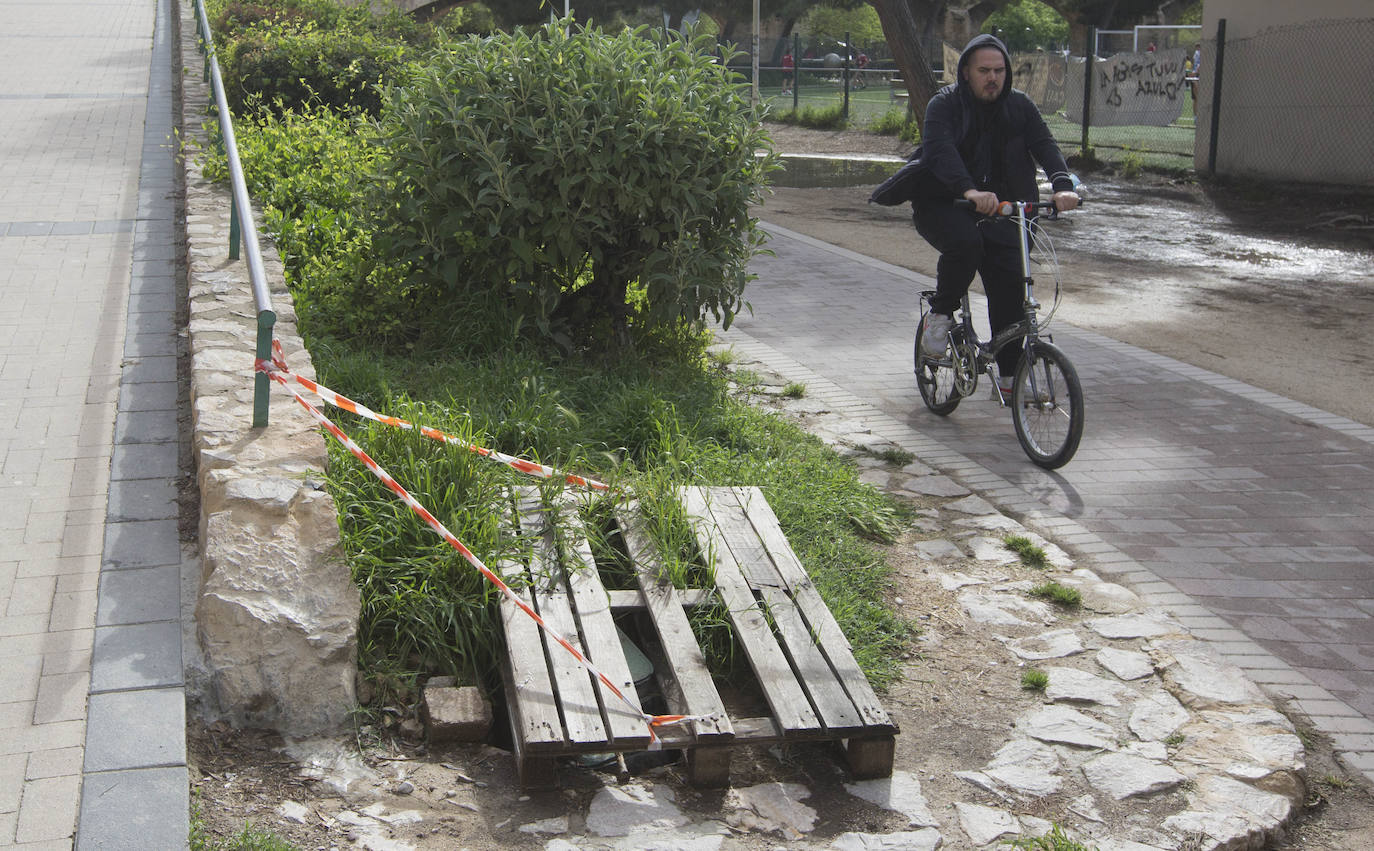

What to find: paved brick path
left=0, top=0, right=187, bottom=846
left=728, top=224, right=1374, bottom=782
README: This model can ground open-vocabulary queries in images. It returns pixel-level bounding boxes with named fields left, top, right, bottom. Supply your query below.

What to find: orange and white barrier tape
left=255, top=346, right=712, bottom=743
left=258, top=340, right=607, bottom=491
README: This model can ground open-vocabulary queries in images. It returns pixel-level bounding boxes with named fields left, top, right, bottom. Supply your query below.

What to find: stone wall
left=177, top=2, right=359, bottom=735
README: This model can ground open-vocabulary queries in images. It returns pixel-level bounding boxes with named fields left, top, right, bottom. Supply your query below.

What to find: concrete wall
left=1195, top=1, right=1374, bottom=185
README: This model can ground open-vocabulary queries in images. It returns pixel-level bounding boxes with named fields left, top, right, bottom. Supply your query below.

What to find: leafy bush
left=210, top=0, right=432, bottom=115
left=198, top=103, right=416, bottom=341
left=869, top=107, right=921, bottom=145
left=370, top=22, right=778, bottom=352
left=771, top=103, right=848, bottom=130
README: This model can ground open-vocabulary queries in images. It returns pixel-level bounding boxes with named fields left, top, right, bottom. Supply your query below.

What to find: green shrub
left=1120, top=147, right=1144, bottom=179
left=218, top=24, right=410, bottom=115
left=198, top=103, right=413, bottom=341
left=210, top=0, right=432, bottom=115
left=771, top=103, right=848, bottom=130
left=369, top=22, right=778, bottom=353
left=869, top=107, right=920, bottom=145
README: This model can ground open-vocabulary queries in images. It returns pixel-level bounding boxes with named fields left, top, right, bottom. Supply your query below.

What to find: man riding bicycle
left=915, top=34, right=1079, bottom=396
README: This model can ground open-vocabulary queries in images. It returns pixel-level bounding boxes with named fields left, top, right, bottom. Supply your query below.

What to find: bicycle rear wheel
left=914, top=314, right=960, bottom=416
left=1011, top=341, right=1083, bottom=469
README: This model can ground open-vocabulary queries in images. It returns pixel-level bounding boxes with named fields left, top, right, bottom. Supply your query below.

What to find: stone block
left=422, top=685, right=493, bottom=744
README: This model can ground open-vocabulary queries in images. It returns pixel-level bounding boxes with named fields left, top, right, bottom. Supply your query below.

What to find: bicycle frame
left=940, top=200, right=1051, bottom=403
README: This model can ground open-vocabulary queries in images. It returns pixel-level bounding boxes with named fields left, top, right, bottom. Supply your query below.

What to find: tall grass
left=320, top=336, right=913, bottom=699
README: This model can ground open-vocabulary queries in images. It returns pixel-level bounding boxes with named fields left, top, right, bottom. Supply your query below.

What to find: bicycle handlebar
left=953, top=198, right=1084, bottom=216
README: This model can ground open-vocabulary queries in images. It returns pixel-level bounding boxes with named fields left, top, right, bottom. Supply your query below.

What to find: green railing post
left=229, top=193, right=241, bottom=260
left=252, top=310, right=277, bottom=428
left=196, top=0, right=277, bottom=427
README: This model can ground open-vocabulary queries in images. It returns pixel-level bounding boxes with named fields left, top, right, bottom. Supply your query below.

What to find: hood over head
left=957, top=33, right=1013, bottom=102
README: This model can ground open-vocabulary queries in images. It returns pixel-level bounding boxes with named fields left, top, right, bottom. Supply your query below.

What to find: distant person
left=1188, top=42, right=1201, bottom=101
left=781, top=51, right=794, bottom=95
left=852, top=51, right=869, bottom=88
left=913, top=34, right=1079, bottom=395
left=1147, top=41, right=1157, bottom=53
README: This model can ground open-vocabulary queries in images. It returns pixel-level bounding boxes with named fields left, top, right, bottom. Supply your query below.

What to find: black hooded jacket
left=921, top=34, right=1073, bottom=202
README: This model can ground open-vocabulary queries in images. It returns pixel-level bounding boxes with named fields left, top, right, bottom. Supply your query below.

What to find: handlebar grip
left=951, top=198, right=1085, bottom=214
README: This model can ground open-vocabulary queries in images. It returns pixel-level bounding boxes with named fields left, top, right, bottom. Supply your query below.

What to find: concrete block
left=422, top=685, right=492, bottom=744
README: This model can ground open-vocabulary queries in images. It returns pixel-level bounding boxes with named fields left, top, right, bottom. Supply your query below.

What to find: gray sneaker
left=920, top=312, right=954, bottom=355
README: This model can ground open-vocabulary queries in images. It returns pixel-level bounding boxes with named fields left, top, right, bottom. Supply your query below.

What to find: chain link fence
left=730, top=30, right=1198, bottom=171
left=733, top=17, right=1373, bottom=186
left=1197, top=18, right=1374, bottom=186
left=733, top=33, right=933, bottom=128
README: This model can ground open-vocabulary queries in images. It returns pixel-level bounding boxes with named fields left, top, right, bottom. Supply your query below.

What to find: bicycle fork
left=995, top=202, right=1048, bottom=408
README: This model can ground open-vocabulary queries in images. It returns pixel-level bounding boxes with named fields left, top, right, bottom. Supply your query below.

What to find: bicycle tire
left=1011, top=340, right=1084, bottom=469
left=914, top=314, right=961, bottom=416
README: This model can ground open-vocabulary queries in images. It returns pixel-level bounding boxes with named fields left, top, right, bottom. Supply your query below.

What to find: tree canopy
left=982, top=0, right=1069, bottom=53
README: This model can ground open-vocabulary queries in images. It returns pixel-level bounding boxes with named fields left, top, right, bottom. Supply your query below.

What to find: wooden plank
left=680, top=487, right=821, bottom=735
left=515, top=489, right=608, bottom=747
left=554, top=496, right=651, bottom=747
left=606, top=588, right=712, bottom=612
left=495, top=495, right=563, bottom=751
left=701, top=488, right=865, bottom=735
left=731, top=487, right=896, bottom=733
left=499, top=654, right=558, bottom=788
left=616, top=504, right=733, bottom=742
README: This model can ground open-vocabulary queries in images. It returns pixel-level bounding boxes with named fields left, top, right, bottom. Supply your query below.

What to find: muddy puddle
left=1048, top=178, right=1374, bottom=290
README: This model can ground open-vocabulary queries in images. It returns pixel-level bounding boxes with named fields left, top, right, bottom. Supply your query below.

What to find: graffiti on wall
left=1064, top=48, right=1189, bottom=127
left=1011, top=53, right=1069, bottom=114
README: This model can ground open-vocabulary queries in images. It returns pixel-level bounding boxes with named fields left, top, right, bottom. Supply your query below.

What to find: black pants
left=914, top=202, right=1025, bottom=378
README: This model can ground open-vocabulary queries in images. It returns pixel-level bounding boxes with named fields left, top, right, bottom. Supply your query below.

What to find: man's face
left=964, top=47, right=1006, bottom=103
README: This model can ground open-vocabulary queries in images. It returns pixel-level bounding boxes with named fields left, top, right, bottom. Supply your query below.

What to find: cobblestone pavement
left=0, top=0, right=187, bottom=846
left=723, top=223, right=1374, bottom=786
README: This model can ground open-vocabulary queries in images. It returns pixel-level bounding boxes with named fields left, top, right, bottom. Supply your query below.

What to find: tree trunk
left=868, top=0, right=940, bottom=133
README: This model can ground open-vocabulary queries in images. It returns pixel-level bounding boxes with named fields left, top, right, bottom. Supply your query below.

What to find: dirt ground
left=188, top=523, right=1374, bottom=851
left=188, top=126, right=1374, bottom=850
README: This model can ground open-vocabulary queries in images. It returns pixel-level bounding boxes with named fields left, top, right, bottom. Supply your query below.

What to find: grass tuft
left=1021, top=668, right=1049, bottom=692
left=1004, top=534, right=1049, bottom=568
left=1029, top=581, right=1082, bottom=608
left=1003, top=823, right=1095, bottom=850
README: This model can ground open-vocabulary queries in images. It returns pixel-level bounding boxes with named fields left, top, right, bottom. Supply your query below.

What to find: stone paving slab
left=728, top=222, right=1374, bottom=784
left=0, top=0, right=187, bottom=844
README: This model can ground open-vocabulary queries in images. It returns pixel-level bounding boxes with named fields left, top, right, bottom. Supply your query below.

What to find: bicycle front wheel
left=1011, top=341, right=1084, bottom=469
left=914, top=314, right=961, bottom=415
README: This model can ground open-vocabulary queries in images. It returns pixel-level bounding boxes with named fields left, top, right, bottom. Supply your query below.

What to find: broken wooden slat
left=555, top=496, right=651, bottom=747
left=496, top=495, right=563, bottom=752
left=616, top=504, right=733, bottom=742
left=732, top=486, right=896, bottom=733
left=697, top=487, right=865, bottom=734
left=681, top=487, right=821, bottom=735
left=516, top=488, right=607, bottom=746
left=606, top=588, right=712, bottom=612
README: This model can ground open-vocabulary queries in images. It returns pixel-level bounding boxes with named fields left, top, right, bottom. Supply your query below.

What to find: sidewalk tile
left=14, top=774, right=79, bottom=843
left=76, top=766, right=187, bottom=851
left=83, top=689, right=184, bottom=771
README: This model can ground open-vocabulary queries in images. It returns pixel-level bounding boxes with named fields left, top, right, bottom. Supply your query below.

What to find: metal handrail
left=193, top=0, right=277, bottom=428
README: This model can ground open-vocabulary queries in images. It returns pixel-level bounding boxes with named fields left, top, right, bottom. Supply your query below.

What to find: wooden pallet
left=497, top=485, right=897, bottom=789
